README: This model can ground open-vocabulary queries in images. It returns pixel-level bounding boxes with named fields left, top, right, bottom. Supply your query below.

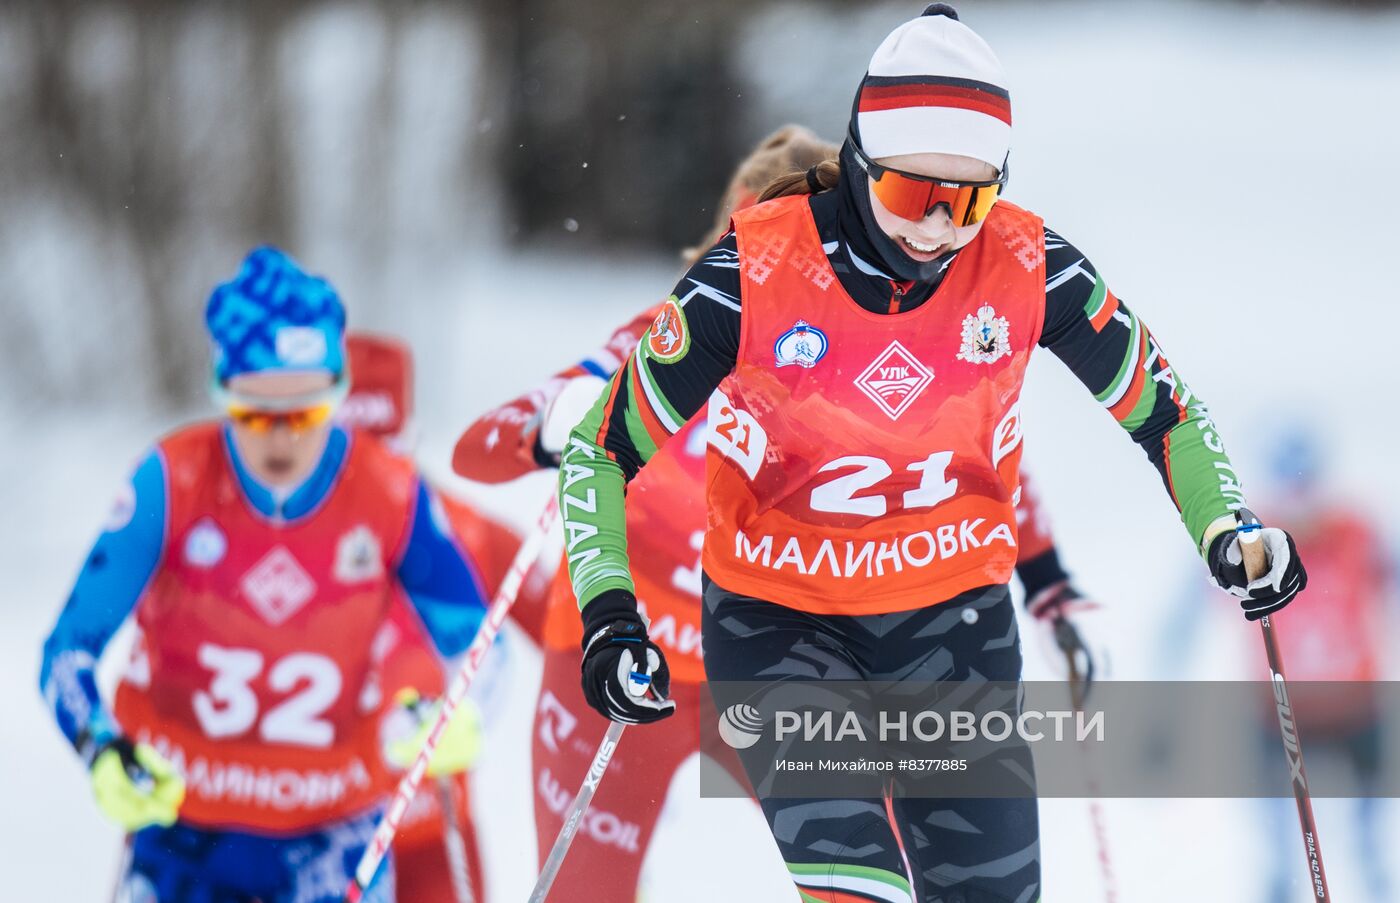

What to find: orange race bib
left=114, top=423, right=416, bottom=833
left=702, top=196, right=1047, bottom=614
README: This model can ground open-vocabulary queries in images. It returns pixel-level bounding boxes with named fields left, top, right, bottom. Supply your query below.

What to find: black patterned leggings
left=701, top=578, right=1040, bottom=903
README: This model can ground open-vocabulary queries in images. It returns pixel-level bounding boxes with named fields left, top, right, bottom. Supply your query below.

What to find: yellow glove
left=90, top=738, right=185, bottom=832
left=383, top=689, right=483, bottom=777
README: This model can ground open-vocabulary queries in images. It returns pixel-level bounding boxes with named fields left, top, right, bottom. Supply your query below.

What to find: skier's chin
left=261, top=458, right=297, bottom=480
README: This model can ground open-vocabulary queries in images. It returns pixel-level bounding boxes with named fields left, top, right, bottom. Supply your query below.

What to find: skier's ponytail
left=683, top=125, right=838, bottom=265
left=757, top=158, right=840, bottom=203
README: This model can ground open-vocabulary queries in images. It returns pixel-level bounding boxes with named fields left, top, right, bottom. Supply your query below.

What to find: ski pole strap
left=344, top=497, right=560, bottom=902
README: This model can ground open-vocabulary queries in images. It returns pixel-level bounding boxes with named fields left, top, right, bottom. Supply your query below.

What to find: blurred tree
left=5, top=0, right=298, bottom=408
left=4, top=0, right=1392, bottom=413
left=0, top=0, right=499, bottom=412
left=476, top=0, right=751, bottom=251
left=0, top=0, right=477, bottom=411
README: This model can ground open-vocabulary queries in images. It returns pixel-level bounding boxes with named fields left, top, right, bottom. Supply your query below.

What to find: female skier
left=556, top=6, right=1307, bottom=902
left=39, top=249, right=489, bottom=902
left=459, top=124, right=1104, bottom=901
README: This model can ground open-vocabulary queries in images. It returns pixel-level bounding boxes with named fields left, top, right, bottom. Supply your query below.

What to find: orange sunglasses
left=848, top=130, right=1006, bottom=226
left=226, top=401, right=337, bottom=434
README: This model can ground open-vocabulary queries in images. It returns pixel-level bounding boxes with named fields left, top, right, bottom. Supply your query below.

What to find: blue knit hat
left=205, top=246, right=346, bottom=384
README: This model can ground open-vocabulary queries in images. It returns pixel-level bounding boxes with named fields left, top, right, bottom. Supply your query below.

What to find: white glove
left=538, top=375, right=608, bottom=457
left=1207, top=523, right=1307, bottom=621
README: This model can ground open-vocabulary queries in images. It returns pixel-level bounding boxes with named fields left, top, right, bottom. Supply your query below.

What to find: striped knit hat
left=855, top=4, right=1011, bottom=170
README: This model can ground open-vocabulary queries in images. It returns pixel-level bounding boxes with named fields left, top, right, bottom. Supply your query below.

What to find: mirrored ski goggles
left=848, top=132, right=1006, bottom=226
left=213, top=374, right=348, bottom=433
left=226, top=400, right=338, bottom=433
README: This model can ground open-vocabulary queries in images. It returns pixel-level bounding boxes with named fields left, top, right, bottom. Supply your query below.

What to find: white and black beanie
left=853, top=3, right=1011, bottom=170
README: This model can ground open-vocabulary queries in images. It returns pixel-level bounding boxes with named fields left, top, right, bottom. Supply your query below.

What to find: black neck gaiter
left=837, top=140, right=958, bottom=284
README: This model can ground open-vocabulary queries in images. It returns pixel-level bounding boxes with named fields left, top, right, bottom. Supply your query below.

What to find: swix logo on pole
left=854, top=341, right=934, bottom=421
left=1271, top=672, right=1306, bottom=791
left=584, top=734, right=619, bottom=791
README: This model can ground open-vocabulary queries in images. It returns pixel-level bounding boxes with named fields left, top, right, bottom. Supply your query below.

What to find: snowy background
left=3, top=0, right=1399, bottom=900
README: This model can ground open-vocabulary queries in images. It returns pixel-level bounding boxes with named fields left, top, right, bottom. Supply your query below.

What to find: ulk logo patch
left=854, top=341, right=934, bottom=420
left=240, top=546, right=316, bottom=625
left=643, top=298, right=690, bottom=364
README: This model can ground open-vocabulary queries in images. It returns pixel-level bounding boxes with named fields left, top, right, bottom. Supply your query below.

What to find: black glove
left=1019, top=549, right=1104, bottom=698
left=580, top=591, right=675, bottom=724
left=1207, top=519, right=1307, bottom=621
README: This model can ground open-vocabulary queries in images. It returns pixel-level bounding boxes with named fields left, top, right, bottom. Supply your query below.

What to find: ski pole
left=528, top=719, right=629, bottom=903
left=436, top=776, right=477, bottom=903
left=345, top=496, right=559, bottom=902
left=109, top=835, right=135, bottom=903
left=1056, top=618, right=1119, bottom=903
left=1238, top=520, right=1331, bottom=901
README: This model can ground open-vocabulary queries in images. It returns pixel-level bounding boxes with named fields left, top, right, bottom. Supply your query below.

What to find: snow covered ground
left=4, top=1, right=1400, bottom=900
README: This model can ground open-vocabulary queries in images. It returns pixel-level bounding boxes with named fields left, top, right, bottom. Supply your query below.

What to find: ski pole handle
left=528, top=719, right=629, bottom=903
left=1237, top=522, right=1269, bottom=583
left=344, top=497, right=559, bottom=902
